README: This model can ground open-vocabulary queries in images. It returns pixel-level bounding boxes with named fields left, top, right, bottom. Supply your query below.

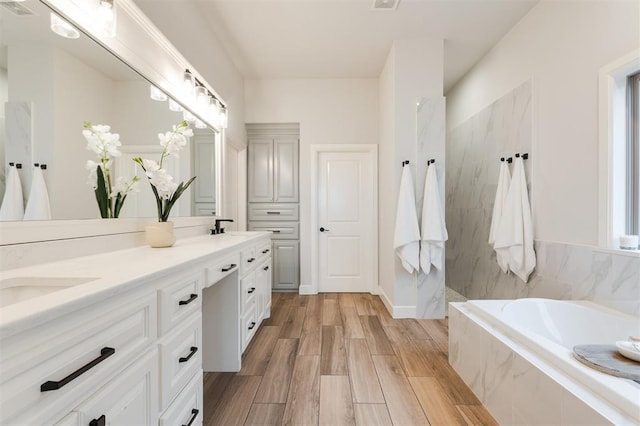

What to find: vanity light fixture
left=183, top=109, right=196, bottom=123
left=50, top=12, right=80, bottom=39
left=169, top=98, right=184, bottom=112
left=150, top=84, right=167, bottom=101
left=97, top=0, right=116, bottom=37
left=183, top=69, right=195, bottom=100
left=195, top=84, right=208, bottom=108
left=219, top=107, right=228, bottom=129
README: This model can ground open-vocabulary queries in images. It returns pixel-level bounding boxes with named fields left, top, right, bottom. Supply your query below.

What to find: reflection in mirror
left=0, top=0, right=217, bottom=221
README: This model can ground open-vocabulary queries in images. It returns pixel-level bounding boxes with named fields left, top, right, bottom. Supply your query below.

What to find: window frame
left=627, top=71, right=640, bottom=235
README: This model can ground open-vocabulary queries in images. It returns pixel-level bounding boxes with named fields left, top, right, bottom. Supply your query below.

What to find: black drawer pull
left=183, top=409, right=199, bottom=426
left=248, top=287, right=256, bottom=294
left=179, top=346, right=198, bottom=363
left=41, top=347, right=115, bottom=392
left=247, top=257, right=256, bottom=263
left=248, top=321, right=256, bottom=330
left=178, top=293, right=198, bottom=306
left=266, top=211, right=281, bottom=215
left=262, top=249, right=270, bottom=254
left=221, top=263, right=237, bottom=272
left=263, top=266, right=270, bottom=271
left=89, top=415, right=106, bottom=426
left=269, top=230, right=281, bottom=233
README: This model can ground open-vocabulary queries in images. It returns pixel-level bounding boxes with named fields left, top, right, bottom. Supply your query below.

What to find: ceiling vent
left=372, top=0, right=399, bottom=11
left=0, top=1, right=34, bottom=16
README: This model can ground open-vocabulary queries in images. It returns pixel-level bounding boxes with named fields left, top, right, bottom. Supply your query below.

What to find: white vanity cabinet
left=0, top=233, right=271, bottom=425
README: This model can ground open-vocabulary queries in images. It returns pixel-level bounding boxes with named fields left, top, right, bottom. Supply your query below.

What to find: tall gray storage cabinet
left=247, top=124, right=300, bottom=291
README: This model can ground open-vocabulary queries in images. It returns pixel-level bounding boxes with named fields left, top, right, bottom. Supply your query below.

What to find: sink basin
left=0, top=277, right=99, bottom=308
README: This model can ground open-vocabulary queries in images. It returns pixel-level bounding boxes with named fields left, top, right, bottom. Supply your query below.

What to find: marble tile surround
left=449, top=304, right=623, bottom=425
left=445, top=81, right=640, bottom=317
left=416, top=97, right=446, bottom=319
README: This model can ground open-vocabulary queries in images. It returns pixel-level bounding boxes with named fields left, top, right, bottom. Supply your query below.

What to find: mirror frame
left=0, top=0, right=224, bottom=245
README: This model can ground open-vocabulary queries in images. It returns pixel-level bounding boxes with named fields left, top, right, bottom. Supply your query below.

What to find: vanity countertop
left=0, top=232, right=271, bottom=338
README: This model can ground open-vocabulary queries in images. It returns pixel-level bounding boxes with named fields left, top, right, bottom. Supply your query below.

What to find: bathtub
left=450, top=298, right=640, bottom=425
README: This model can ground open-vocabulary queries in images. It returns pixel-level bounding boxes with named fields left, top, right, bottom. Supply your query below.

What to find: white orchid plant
left=133, top=121, right=196, bottom=222
left=83, top=122, right=139, bottom=218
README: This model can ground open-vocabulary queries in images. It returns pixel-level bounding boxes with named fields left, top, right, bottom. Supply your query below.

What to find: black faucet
left=212, top=219, right=234, bottom=235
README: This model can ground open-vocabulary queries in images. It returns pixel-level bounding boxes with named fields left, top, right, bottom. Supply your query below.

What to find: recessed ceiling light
left=371, top=0, right=399, bottom=11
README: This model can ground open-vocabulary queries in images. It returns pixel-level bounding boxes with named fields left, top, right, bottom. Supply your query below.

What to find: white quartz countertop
left=0, top=232, right=271, bottom=338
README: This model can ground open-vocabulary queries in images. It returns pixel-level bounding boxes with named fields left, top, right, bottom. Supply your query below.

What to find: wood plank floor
left=203, top=293, right=497, bottom=426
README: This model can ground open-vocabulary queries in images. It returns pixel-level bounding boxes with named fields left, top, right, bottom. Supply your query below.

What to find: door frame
left=309, top=144, right=378, bottom=295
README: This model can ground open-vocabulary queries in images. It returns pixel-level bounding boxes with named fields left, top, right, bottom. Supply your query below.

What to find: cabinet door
left=256, top=259, right=272, bottom=321
left=193, top=138, right=216, bottom=203
left=273, top=138, right=299, bottom=202
left=272, top=240, right=299, bottom=290
left=75, top=349, right=159, bottom=426
left=248, top=139, right=274, bottom=202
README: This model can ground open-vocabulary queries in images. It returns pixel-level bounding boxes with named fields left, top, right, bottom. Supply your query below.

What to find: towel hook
left=402, top=160, right=410, bottom=167
left=506, top=157, right=513, bottom=164
left=428, top=159, right=436, bottom=165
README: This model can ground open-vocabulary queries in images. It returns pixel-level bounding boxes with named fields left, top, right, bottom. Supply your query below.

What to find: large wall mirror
left=0, top=0, right=218, bottom=222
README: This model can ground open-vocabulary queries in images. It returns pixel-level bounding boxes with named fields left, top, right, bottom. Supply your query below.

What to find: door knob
left=319, top=227, right=330, bottom=232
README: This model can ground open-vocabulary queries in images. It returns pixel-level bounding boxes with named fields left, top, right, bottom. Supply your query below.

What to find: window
left=628, top=71, right=640, bottom=235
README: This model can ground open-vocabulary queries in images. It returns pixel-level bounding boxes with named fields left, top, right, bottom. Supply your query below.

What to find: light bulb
left=97, top=0, right=116, bottom=38
left=169, top=98, right=184, bottom=112
left=220, top=107, right=228, bottom=129
left=195, top=85, right=207, bottom=108
left=50, top=13, right=80, bottom=39
left=183, top=110, right=196, bottom=123
left=183, top=70, right=194, bottom=99
left=150, top=85, right=167, bottom=101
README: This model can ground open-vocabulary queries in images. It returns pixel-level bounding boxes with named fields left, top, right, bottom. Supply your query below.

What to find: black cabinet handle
left=89, top=415, right=106, bottom=426
left=266, top=211, right=281, bottom=215
left=41, top=347, right=115, bottom=392
left=179, top=346, right=198, bottom=363
left=320, top=227, right=330, bottom=232
left=221, top=263, right=237, bottom=272
left=263, top=266, right=269, bottom=271
left=178, top=293, right=198, bottom=306
left=182, top=409, right=199, bottom=426
left=248, top=287, right=256, bottom=294
left=262, top=249, right=270, bottom=254
left=269, top=230, right=281, bottom=233
left=247, top=258, right=255, bottom=263
left=248, top=322, right=256, bottom=330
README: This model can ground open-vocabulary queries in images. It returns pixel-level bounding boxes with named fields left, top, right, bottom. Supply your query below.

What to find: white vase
left=145, top=221, right=176, bottom=248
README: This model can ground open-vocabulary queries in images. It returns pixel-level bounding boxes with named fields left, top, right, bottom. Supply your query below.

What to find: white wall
left=446, top=0, right=640, bottom=246
left=377, top=37, right=444, bottom=313
left=244, top=78, right=379, bottom=289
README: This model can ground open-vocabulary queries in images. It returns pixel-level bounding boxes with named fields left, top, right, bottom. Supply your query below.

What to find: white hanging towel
left=0, top=165, right=25, bottom=221
left=494, top=157, right=535, bottom=282
left=488, top=160, right=512, bottom=273
left=393, top=165, right=421, bottom=274
left=24, top=166, right=51, bottom=220
left=420, top=163, right=448, bottom=274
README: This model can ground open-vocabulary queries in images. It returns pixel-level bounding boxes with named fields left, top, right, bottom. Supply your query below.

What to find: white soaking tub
left=463, top=298, right=640, bottom=424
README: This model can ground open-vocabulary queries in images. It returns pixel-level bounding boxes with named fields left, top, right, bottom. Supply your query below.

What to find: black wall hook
left=40, top=164, right=47, bottom=170
left=402, top=160, right=410, bottom=167
left=506, top=157, right=513, bottom=164
left=428, top=159, right=436, bottom=165
left=15, top=163, right=22, bottom=169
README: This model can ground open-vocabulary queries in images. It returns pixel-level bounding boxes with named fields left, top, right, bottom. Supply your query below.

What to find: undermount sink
left=0, top=277, right=99, bottom=308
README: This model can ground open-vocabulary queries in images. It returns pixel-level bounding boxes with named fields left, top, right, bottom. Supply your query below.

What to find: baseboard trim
left=377, top=286, right=416, bottom=319
left=298, top=284, right=317, bottom=295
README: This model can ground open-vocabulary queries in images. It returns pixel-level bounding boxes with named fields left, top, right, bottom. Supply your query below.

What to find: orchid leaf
left=113, top=193, right=126, bottom=218
left=94, top=165, right=109, bottom=218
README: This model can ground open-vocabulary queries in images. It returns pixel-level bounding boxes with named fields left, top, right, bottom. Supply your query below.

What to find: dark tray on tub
left=573, top=344, right=640, bottom=383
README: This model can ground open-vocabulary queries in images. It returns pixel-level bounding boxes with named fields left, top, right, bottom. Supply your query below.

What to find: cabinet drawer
left=248, top=204, right=299, bottom=221
left=248, top=222, right=299, bottom=240
left=159, top=313, right=201, bottom=411
left=205, top=252, right=240, bottom=288
left=159, top=370, right=203, bottom=426
left=75, top=349, right=159, bottom=426
left=240, top=272, right=257, bottom=314
left=0, top=292, right=156, bottom=424
left=241, top=305, right=258, bottom=353
left=256, top=240, right=272, bottom=263
left=240, top=246, right=257, bottom=276
left=158, top=269, right=204, bottom=336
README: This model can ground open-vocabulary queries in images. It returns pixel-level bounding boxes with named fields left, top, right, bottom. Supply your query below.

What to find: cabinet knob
left=247, top=258, right=256, bottom=263
left=263, top=266, right=269, bottom=271
left=319, top=227, right=330, bottom=232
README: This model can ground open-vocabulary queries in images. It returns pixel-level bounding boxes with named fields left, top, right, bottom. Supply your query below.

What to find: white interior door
left=317, top=150, right=375, bottom=293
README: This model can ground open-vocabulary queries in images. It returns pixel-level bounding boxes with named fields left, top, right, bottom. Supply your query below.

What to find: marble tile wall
left=445, top=81, right=640, bottom=317
left=416, top=97, right=446, bottom=319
